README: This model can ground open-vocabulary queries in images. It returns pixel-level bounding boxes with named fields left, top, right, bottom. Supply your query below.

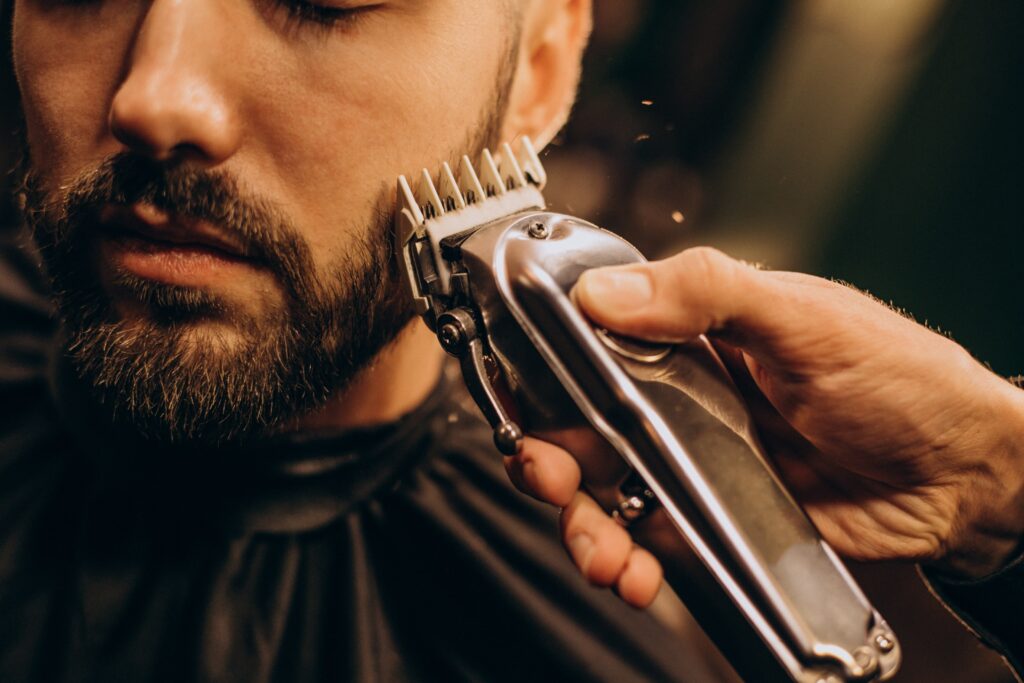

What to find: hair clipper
left=394, top=138, right=901, bottom=682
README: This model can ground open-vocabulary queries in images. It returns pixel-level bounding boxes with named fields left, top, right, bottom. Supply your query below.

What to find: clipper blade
left=397, top=136, right=546, bottom=230
left=396, top=137, right=548, bottom=317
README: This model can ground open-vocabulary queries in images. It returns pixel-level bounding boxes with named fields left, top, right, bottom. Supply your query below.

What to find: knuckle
left=588, top=537, right=631, bottom=586
left=588, top=564, right=620, bottom=587
left=673, top=246, right=735, bottom=280
left=618, top=572, right=659, bottom=609
left=559, top=492, right=594, bottom=533
left=658, top=247, right=740, bottom=314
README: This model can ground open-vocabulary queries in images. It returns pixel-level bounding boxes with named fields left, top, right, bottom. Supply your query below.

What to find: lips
left=96, top=203, right=261, bottom=287
left=98, top=203, right=250, bottom=259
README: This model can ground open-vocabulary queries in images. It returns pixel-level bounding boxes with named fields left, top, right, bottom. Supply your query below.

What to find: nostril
left=109, top=92, right=176, bottom=158
left=109, top=118, right=162, bottom=158
left=167, top=142, right=210, bottom=164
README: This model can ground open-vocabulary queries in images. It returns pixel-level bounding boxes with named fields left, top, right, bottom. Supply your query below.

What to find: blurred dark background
left=545, top=0, right=1024, bottom=379
left=1, top=0, right=1022, bottom=681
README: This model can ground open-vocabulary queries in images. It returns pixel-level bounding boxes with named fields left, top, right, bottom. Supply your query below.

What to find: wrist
left=929, top=374, right=1024, bottom=579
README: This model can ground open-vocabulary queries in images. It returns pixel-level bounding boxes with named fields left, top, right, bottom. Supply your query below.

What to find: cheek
left=13, top=6, right=136, bottom=187
left=239, top=9, right=509, bottom=269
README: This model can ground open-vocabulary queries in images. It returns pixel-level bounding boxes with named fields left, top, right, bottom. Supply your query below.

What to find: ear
left=501, top=0, right=593, bottom=150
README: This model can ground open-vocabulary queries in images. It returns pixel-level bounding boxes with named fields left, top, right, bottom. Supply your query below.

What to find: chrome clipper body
left=394, top=139, right=900, bottom=683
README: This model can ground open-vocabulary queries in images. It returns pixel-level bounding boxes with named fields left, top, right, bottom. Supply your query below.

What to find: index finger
left=503, top=436, right=581, bottom=508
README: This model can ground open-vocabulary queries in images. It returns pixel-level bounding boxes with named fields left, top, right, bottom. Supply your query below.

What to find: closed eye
left=272, top=0, right=381, bottom=30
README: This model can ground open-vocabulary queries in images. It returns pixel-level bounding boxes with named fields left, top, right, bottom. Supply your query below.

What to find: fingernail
left=578, top=269, right=653, bottom=313
left=568, top=533, right=596, bottom=575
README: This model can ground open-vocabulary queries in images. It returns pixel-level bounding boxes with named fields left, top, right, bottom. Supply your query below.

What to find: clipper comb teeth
left=395, top=137, right=548, bottom=319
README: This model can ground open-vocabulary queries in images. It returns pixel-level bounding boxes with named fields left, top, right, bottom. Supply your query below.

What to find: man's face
left=12, top=0, right=518, bottom=442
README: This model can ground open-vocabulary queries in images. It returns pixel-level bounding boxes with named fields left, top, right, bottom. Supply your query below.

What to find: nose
left=109, top=0, right=241, bottom=164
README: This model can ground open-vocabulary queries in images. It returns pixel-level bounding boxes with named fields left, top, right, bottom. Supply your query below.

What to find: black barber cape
left=0, top=227, right=720, bottom=683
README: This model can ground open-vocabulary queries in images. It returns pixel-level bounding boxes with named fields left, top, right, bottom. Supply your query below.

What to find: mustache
left=28, top=153, right=318, bottom=298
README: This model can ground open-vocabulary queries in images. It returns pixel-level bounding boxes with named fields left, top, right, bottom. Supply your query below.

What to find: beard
left=22, top=154, right=418, bottom=445
left=17, top=35, right=515, bottom=446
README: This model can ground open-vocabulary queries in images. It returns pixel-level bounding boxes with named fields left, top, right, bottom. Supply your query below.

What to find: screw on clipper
left=528, top=221, right=550, bottom=239
left=873, top=632, right=895, bottom=653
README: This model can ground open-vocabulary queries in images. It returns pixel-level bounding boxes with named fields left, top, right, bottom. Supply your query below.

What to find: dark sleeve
left=920, top=557, right=1024, bottom=679
left=373, top=394, right=729, bottom=683
left=0, top=224, right=55, bottom=432
left=0, top=225, right=63, bottom=583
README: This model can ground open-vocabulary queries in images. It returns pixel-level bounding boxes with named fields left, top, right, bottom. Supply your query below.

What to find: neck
left=293, top=320, right=446, bottom=432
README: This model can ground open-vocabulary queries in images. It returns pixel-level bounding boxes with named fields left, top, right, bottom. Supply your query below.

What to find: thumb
left=574, top=247, right=770, bottom=345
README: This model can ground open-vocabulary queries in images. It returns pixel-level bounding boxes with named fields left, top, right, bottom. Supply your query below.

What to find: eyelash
left=49, top=0, right=371, bottom=33
left=276, top=0, right=370, bottom=29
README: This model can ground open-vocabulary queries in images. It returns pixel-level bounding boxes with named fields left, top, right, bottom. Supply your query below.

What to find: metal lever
left=435, top=308, right=524, bottom=455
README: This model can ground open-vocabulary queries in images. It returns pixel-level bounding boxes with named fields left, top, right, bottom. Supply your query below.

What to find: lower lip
left=102, top=234, right=258, bottom=286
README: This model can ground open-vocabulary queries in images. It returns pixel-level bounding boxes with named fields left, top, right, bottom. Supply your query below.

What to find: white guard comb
left=395, top=137, right=548, bottom=317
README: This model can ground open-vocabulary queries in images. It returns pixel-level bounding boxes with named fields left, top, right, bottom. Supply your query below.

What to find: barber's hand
left=504, top=247, right=1024, bottom=608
